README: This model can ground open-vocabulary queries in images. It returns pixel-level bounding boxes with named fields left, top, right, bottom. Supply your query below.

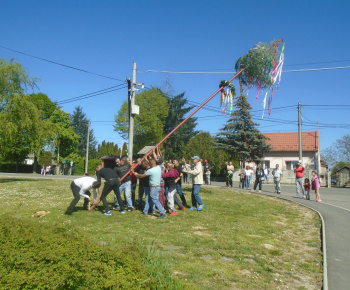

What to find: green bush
left=0, top=163, right=33, bottom=173
left=0, top=216, right=181, bottom=289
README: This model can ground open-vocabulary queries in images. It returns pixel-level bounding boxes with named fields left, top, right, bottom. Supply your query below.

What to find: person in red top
left=162, top=163, right=180, bottom=216
left=294, top=162, right=305, bottom=198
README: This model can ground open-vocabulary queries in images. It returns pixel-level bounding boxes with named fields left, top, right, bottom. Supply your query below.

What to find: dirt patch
left=194, top=231, right=212, bottom=237
left=263, top=244, right=275, bottom=249
left=192, top=226, right=207, bottom=230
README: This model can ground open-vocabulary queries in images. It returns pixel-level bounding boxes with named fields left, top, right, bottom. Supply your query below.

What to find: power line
left=139, top=65, right=350, bottom=75
left=57, top=85, right=128, bottom=105
left=0, top=45, right=125, bottom=82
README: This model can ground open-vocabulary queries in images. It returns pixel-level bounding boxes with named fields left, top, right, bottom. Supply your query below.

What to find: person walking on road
left=226, top=161, right=234, bottom=188
left=253, top=164, right=264, bottom=192
left=311, top=171, right=322, bottom=202
left=294, top=162, right=305, bottom=198
left=272, top=164, right=282, bottom=194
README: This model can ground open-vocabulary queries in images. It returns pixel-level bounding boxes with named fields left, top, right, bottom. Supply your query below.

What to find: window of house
left=262, top=161, right=270, bottom=169
left=286, top=161, right=298, bottom=170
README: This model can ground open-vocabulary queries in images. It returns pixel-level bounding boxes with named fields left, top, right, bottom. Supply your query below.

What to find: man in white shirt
left=65, top=177, right=101, bottom=215
left=272, top=164, right=283, bottom=194
left=183, top=156, right=204, bottom=211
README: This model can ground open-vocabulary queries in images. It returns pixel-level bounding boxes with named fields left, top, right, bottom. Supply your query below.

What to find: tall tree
left=0, top=59, right=48, bottom=171
left=70, top=106, right=97, bottom=158
left=0, top=58, right=38, bottom=105
left=114, top=87, right=169, bottom=155
left=216, top=93, right=270, bottom=167
left=163, top=92, right=198, bottom=158
left=49, top=109, right=79, bottom=160
left=182, top=132, right=230, bottom=176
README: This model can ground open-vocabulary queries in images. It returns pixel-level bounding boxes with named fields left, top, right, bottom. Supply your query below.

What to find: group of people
left=65, top=150, right=205, bottom=218
left=229, top=161, right=322, bottom=202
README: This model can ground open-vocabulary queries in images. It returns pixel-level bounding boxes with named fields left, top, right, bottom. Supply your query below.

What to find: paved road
left=1, top=173, right=349, bottom=289
left=210, top=181, right=350, bottom=290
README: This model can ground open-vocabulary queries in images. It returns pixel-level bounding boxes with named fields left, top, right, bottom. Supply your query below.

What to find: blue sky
left=1, top=0, right=349, bottom=152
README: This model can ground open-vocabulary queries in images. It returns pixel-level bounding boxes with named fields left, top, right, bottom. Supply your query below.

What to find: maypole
left=90, top=39, right=285, bottom=209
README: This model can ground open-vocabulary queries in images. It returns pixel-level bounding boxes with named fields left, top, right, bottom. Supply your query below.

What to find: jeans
left=191, top=184, right=203, bottom=208
left=245, top=176, right=252, bottom=188
left=296, top=177, right=305, bottom=196
left=176, top=183, right=187, bottom=205
left=274, top=177, right=281, bottom=192
left=65, top=182, right=90, bottom=214
left=114, top=180, right=133, bottom=209
left=149, top=186, right=165, bottom=215
left=101, top=179, right=124, bottom=212
left=142, top=187, right=155, bottom=214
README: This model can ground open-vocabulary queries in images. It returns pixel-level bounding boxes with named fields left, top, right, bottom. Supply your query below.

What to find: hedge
left=0, top=216, right=181, bottom=289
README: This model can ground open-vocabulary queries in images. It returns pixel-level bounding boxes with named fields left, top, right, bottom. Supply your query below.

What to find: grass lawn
left=0, top=177, right=322, bottom=289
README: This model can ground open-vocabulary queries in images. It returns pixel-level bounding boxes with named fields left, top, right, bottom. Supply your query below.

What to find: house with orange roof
left=238, top=130, right=328, bottom=185
left=261, top=130, right=321, bottom=172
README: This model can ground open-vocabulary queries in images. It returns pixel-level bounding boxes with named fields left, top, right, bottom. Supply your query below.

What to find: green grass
left=0, top=178, right=323, bottom=289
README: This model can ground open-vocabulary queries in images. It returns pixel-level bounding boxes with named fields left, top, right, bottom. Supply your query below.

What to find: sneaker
left=197, top=204, right=204, bottom=211
left=159, top=213, right=166, bottom=219
left=179, top=207, right=185, bottom=210
left=102, top=211, right=112, bottom=215
left=169, top=211, right=178, bottom=216
left=188, top=207, right=197, bottom=210
left=258, top=190, right=261, bottom=193
left=120, top=210, right=126, bottom=214
left=112, top=207, right=120, bottom=211
left=127, top=207, right=134, bottom=212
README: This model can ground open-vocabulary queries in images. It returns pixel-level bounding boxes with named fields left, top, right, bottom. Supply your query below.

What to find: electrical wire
left=0, top=45, right=125, bottom=82
left=138, top=65, right=350, bottom=74
left=57, top=85, right=128, bottom=105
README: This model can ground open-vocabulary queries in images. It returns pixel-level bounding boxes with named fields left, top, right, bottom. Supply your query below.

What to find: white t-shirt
left=227, top=165, right=234, bottom=174
left=245, top=169, right=254, bottom=176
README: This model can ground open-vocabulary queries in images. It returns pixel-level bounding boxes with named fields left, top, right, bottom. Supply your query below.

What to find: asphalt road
left=1, top=173, right=349, bottom=289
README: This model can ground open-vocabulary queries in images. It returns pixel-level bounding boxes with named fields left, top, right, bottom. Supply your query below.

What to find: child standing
left=304, top=178, right=310, bottom=200
left=311, top=171, right=322, bottom=202
left=239, top=170, right=245, bottom=188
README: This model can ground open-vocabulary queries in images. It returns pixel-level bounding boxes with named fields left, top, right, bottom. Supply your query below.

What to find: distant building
left=336, top=167, right=350, bottom=187
left=261, top=130, right=320, bottom=172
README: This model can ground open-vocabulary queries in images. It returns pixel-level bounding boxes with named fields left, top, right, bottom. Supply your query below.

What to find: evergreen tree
left=163, top=92, right=198, bottom=158
left=216, top=93, right=270, bottom=167
left=70, top=106, right=97, bottom=158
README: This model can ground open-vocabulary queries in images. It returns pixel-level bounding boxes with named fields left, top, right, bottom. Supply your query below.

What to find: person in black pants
left=253, top=164, right=264, bottom=192
left=65, top=177, right=101, bottom=215
left=89, top=165, right=125, bottom=215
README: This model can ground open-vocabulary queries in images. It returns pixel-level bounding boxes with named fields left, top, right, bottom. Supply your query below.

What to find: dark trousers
left=254, top=178, right=262, bottom=190
left=101, top=179, right=124, bottom=212
left=131, top=181, right=137, bottom=206
left=65, top=182, right=90, bottom=214
left=226, top=173, right=233, bottom=187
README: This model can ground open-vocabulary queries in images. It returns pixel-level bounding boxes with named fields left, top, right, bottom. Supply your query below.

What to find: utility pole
left=298, top=102, right=302, bottom=162
left=128, top=62, right=137, bottom=160
left=85, top=121, right=90, bottom=175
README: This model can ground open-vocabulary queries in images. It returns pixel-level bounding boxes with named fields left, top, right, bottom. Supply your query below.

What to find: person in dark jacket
left=253, top=164, right=264, bottom=192
left=89, top=165, right=125, bottom=215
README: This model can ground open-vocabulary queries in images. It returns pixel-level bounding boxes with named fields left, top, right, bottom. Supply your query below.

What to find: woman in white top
left=226, top=161, right=234, bottom=188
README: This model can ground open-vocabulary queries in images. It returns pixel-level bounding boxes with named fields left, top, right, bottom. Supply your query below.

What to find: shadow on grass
left=0, top=178, right=48, bottom=184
